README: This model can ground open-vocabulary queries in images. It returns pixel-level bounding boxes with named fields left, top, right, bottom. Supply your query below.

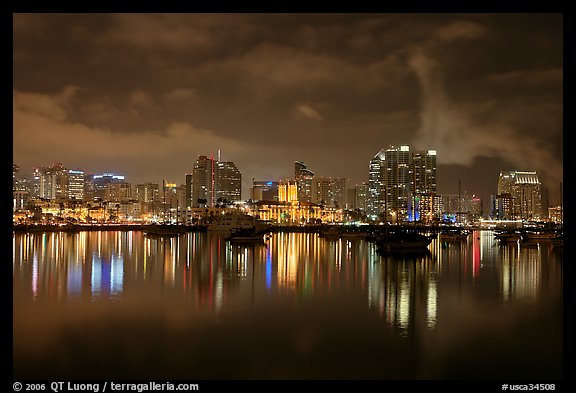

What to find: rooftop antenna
left=218, top=149, right=221, bottom=162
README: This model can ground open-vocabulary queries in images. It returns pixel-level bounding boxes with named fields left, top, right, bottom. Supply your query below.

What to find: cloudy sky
left=13, top=13, right=563, bottom=205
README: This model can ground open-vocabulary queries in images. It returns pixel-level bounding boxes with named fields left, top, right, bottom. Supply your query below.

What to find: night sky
left=13, top=13, right=563, bottom=205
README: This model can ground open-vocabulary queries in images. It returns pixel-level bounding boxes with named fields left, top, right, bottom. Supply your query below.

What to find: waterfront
left=13, top=230, right=562, bottom=379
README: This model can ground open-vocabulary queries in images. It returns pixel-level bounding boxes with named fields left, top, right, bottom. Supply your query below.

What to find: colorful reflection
left=12, top=230, right=562, bottom=332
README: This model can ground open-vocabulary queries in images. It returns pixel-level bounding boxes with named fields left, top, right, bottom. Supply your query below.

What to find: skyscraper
left=497, top=171, right=542, bottom=220
left=412, top=149, right=437, bottom=222
left=192, top=155, right=216, bottom=207
left=295, top=161, right=314, bottom=202
left=216, top=160, right=242, bottom=203
left=367, top=149, right=386, bottom=217
left=35, top=163, right=68, bottom=200
left=191, top=154, right=242, bottom=207
left=312, top=177, right=348, bottom=207
left=67, top=169, right=85, bottom=201
left=384, top=145, right=411, bottom=222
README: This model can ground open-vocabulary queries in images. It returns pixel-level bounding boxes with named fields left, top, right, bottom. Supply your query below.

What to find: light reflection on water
left=13, top=230, right=562, bottom=379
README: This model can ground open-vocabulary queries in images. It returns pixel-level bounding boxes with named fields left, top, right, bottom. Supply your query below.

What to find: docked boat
left=375, top=232, right=432, bottom=255
left=439, top=228, right=470, bottom=242
left=521, top=229, right=561, bottom=242
left=318, top=226, right=340, bottom=240
left=494, top=230, right=522, bottom=244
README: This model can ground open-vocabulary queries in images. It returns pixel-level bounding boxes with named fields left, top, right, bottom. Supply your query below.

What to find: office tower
left=136, top=183, right=160, bottom=203
left=312, top=177, right=348, bottom=208
left=295, top=161, right=314, bottom=202
left=354, top=183, right=368, bottom=211
left=105, top=182, right=133, bottom=202
left=67, top=169, right=85, bottom=200
left=216, top=160, right=242, bottom=202
left=367, top=149, right=386, bottom=217
left=251, top=180, right=279, bottom=202
left=412, top=149, right=437, bottom=222
left=88, top=173, right=126, bottom=201
left=35, top=163, right=68, bottom=200
left=185, top=174, right=193, bottom=208
left=497, top=170, right=543, bottom=220
left=191, top=154, right=242, bottom=207
left=192, top=155, right=216, bottom=207
left=384, top=145, right=411, bottom=222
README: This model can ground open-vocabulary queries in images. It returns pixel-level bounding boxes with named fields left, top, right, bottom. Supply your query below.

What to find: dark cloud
left=13, top=13, right=563, bottom=205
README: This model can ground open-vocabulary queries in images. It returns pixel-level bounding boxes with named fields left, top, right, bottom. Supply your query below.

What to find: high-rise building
left=67, top=169, right=85, bottom=200
left=295, top=161, right=314, bottom=202
left=191, top=154, right=242, bottom=207
left=89, top=173, right=126, bottom=201
left=411, top=149, right=437, bottom=222
left=136, top=183, right=160, bottom=203
left=353, top=183, right=368, bottom=211
left=192, top=155, right=216, bottom=207
left=34, top=163, right=68, bottom=200
left=367, top=149, right=386, bottom=217
left=384, top=145, right=411, bottom=222
left=185, top=174, right=193, bottom=208
left=497, top=171, right=543, bottom=220
left=105, top=182, right=133, bottom=202
left=312, top=177, right=348, bottom=208
left=216, top=160, right=242, bottom=202
left=251, top=180, right=279, bottom=201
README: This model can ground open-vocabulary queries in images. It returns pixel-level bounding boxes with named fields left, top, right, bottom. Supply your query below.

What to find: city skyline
left=13, top=13, right=563, bottom=205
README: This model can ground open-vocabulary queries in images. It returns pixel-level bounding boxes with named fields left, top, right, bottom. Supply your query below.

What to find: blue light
left=267, top=181, right=273, bottom=186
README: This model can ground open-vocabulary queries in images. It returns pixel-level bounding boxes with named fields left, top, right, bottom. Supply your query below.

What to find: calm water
left=13, top=230, right=563, bottom=379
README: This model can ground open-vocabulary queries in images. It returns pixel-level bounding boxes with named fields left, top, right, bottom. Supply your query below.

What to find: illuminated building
left=250, top=201, right=342, bottom=225
left=353, top=183, right=368, bottom=211
left=439, top=193, right=482, bottom=223
left=105, top=182, right=133, bottom=202
left=216, top=160, right=242, bottom=202
left=411, top=150, right=437, bottom=222
left=136, top=183, right=160, bottom=203
left=191, top=154, right=242, bottom=207
left=367, top=149, right=386, bottom=217
left=278, top=180, right=298, bottom=203
left=89, top=173, right=126, bottom=201
left=163, top=182, right=187, bottom=223
left=295, top=161, right=314, bottom=202
left=185, top=174, right=193, bottom=208
left=548, top=206, right=563, bottom=224
left=497, top=171, right=543, bottom=220
left=35, top=163, right=68, bottom=200
left=67, top=169, right=85, bottom=201
left=251, top=180, right=279, bottom=201
left=384, top=145, right=411, bottom=222
left=192, top=155, right=216, bottom=207
left=312, top=177, right=348, bottom=208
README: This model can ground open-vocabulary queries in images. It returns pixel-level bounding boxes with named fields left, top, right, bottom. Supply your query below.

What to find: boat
left=439, top=228, right=470, bottom=242
left=144, top=224, right=188, bottom=237
left=318, top=226, right=340, bottom=240
left=521, top=229, right=561, bottom=242
left=374, top=232, right=432, bottom=255
left=494, top=230, right=522, bottom=244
